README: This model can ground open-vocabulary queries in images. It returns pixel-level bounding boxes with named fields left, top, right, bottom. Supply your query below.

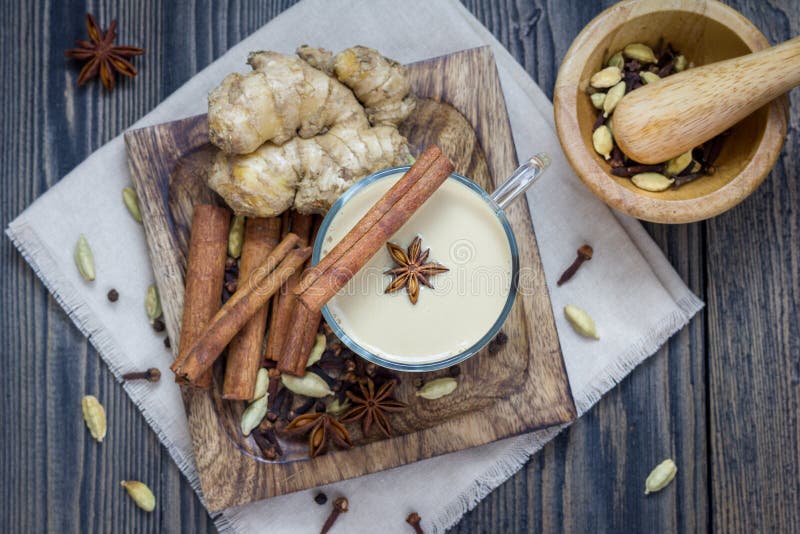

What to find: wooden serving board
left=125, top=46, right=575, bottom=511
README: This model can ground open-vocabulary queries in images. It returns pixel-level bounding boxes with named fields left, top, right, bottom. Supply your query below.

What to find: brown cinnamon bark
left=277, top=302, right=322, bottom=377
left=221, top=217, right=282, bottom=400
left=175, top=234, right=310, bottom=385
left=263, top=212, right=314, bottom=361
left=170, top=205, right=230, bottom=388
left=295, top=145, right=454, bottom=312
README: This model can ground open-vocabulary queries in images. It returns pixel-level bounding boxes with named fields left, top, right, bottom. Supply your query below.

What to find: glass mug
left=312, top=154, right=551, bottom=372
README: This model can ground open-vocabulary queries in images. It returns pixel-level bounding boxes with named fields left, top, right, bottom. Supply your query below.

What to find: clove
left=406, top=512, right=424, bottom=534
left=611, top=164, right=665, bottom=178
left=592, top=109, right=606, bottom=131
left=672, top=172, right=705, bottom=189
left=320, top=497, right=348, bottom=534
left=122, top=367, right=161, bottom=382
left=557, top=244, right=593, bottom=286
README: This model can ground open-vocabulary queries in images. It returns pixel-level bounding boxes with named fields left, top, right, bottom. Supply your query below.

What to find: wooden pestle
left=613, top=36, right=800, bottom=164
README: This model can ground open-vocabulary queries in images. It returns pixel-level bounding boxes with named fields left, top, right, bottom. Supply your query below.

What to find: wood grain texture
left=125, top=46, right=575, bottom=510
left=1, top=0, right=797, bottom=532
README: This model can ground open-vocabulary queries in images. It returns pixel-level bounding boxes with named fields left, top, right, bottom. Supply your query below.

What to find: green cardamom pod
left=564, top=304, right=599, bottom=339
left=623, top=43, right=657, bottom=64
left=590, top=92, right=606, bottom=110
left=252, top=368, right=269, bottom=401
left=240, top=394, right=268, bottom=436
left=122, top=186, right=142, bottom=223
left=589, top=66, right=622, bottom=89
left=603, top=81, right=626, bottom=118
left=228, top=215, right=245, bottom=259
left=674, top=55, right=688, bottom=72
left=665, top=150, right=693, bottom=176
left=416, top=377, right=458, bottom=400
left=326, top=398, right=351, bottom=416
left=121, top=480, right=156, bottom=512
left=640, top=71, right=661, bottom=85
left=281, top=373, right=333, bottom=398
left=144, top=284, right=162, bottom=324
left=81, top=395, right=106, bottom=442
left=632, top=172, right=675, bottom=192
left=74, top=234, right=96, bottom=282
left=592, top=125, right=613, bottom=160
left=607, top=51, right=624, bottom=69
left=305, top=334, right=327, bottom=368
left=645, top=458, right=677, bottom=494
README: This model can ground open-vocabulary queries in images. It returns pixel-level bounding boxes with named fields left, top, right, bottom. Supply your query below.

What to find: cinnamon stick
left=175, top=234, right=310, bottom=385
left=295, top=145, right=454, bottom=312
left=170, top=205, right=230, bottom=388
left=277, top=300, right=322, bottom=376
left=222, top=217, right=282, bottom=400
left=264, top=212, right=314, bottom=361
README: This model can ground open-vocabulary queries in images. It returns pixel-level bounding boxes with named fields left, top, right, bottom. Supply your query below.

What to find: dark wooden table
left=1, top=1, right=797, bottom=532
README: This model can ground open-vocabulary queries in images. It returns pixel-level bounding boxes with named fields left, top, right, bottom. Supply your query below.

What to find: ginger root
left=207, top=46, right=415, bottom=216
left=208, top=51, right=366, bottom=155
left=297, top=45, right=416, bottom=126
left=209, top=123, right=411, bottom=216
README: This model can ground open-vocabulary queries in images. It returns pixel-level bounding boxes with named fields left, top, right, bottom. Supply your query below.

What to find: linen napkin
left=6, top=0, right=703, bottom=532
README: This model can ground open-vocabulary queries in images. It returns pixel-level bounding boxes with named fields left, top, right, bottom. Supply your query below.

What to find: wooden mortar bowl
left=554, top=0, right=789, bottom=224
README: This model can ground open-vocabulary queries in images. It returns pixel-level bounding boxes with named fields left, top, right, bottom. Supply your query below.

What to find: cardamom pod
left=74, top=234, right=96, bottom=282
left=81, top=395, right=107, bottom=442
left=665, top=150, right=693, bottom=176
left=144, top=284, right=162, bottom=324
left=674, top=55, right=688, bottom=72
left=564, top=304, right=599, bottom=339
left=326, top=397, right=351, bottom=416
left=281, top=372, right=333, bottom=398
left=632, top=172, right=675, bottom=192
left=607, top=51, right=624, bottom=69
left=416, top=377, right=458, bottom=400
left=240, top=394, right=268, bottom=436
left=623, top=43, right=657, bottom=64
left=590, top=92, right=606, bottom=110
left=252, top=368, right=269, bottom=401
left=590, top=66, right=622, bottom=89
left=121, top=480, right=156, bottom=512
left=122, top=187, right=142, bottom=223
left=228, top=215, right=245, bottom=259
left=305, top=334, right=327, bottom=368
left=592, top=125, right=613, bottom=160
left=603, top=81, right=626, bottom=117
left=644, top=458, right=677, bottom=495
left=640, top=71, right=660, bottom=85
left=607, top=115, right=614, bottom=137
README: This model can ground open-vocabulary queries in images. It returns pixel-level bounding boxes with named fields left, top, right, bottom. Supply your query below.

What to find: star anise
left=64, top=14, right=145, bottom=91
left=284, top=411, right=352, bottom=458
left=384, top=236, right=448, bottom=304
left=341, top=379, right=407, bottom=437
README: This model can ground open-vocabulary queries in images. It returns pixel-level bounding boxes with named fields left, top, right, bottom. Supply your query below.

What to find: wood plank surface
left=1, top=0, right=797, bottom=532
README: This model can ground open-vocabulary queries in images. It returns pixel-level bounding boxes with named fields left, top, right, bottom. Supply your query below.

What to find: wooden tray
left=125, top=46, right=575, bottom=511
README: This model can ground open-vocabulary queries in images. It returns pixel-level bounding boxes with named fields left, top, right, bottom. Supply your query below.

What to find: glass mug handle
left=490, top=153, right=551, bottom=210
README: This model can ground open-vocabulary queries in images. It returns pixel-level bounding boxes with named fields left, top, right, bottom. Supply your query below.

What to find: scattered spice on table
left=406, top=512, right=424, bottom=533
left=121, top=367, right=161, bottom=383
left=320, top=497, right=348, bottom=534
left=557, top=244, right=593, bottom=286
left=64, top=13, right=145, bottom=91
left=107, top=288, right=119, bottom=302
